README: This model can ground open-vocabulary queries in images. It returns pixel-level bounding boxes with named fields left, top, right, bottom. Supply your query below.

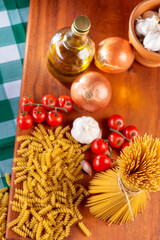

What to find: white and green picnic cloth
left=0, top=0, right=29, bottom=188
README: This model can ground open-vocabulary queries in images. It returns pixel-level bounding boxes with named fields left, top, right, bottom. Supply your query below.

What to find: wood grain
left=6, top=0, right=160, bottom=239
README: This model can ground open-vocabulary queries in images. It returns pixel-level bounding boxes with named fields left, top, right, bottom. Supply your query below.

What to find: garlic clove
left=157, top=24, right=160, bottom=31
left=143, top=29, right=160, bottom=52
left=142, top=10, right=157, bottom=19
left=81, top=160, right=92, bottom=176
left=135, top=16, right=159, bottom=38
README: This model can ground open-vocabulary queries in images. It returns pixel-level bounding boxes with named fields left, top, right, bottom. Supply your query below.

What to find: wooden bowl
left=129, top=0, right=160, bottom=67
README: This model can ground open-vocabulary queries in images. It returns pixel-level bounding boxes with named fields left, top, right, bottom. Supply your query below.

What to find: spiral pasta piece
left=78, top=222, right=91, bottom=237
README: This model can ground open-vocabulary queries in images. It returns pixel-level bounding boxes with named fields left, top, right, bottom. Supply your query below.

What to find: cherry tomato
left=108, top=132, right=125, bottom=148
left=93, top=154, right=111, bottom=172
left=121, top=141, right=130, bottom=151
left=31, top=106, right=46, bottom=123
left=19, top=96, right=35, bottom=112
left=108, top=114, right=125, bottom=131
left=41, top=94, right=57, bottom=111
left=17, top=113, right=33, bottom=130
left=123, top=125, right=139, bottom=141
left=91, top=139, right=109, bottom=154
left=57, top=95, right=73, bottom=112
left=46, top=110, right=63, bottom=126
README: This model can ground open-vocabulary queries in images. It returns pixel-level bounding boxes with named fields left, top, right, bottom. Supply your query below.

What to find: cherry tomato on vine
left=123, top=125, right=139, bottom=141
left=41, top=94, right=57, bottom=111
left=108, top=114, right=125, bottom=131
left=121, top=141, right=130, bottom=151
left=19, top=96, right=35, bottom=112
left=91, top=139, right=109, bottom=154
left=46, top=110, right=63, bottom=126
left=17, top=113, right=33, bottom=130
left=31, top=106, right=46, bottom=123
left=93, top=154, right=111, bottom=172
left=108, top=132, right=125, bottom=148
left=57, top=95, right=74, bottom=112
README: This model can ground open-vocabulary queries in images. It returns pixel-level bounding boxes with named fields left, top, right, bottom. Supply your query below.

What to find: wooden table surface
left=6, top=0, right=160, bottom=239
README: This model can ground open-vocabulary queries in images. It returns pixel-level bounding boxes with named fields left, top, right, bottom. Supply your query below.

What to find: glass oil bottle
left=46, top=15, right=95, bottom=83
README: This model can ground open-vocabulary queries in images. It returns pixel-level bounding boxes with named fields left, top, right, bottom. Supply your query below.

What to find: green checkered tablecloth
left=0, top=0, right=29, bottom=188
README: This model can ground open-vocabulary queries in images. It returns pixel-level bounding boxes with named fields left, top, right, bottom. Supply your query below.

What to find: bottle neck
left=63, top=29, right=88, bottom=50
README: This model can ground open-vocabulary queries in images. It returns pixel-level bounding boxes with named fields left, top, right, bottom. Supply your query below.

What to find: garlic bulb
left=135, top=16, right=159, bottom=37
left=142, top=10, right=157, bottom=19
left=71, top=116, right=102, bottom=144
left=143, top=29, right=160, bottom=51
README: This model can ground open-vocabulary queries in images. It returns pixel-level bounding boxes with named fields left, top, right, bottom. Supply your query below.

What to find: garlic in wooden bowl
left=135, top=10, right=160, bottom=52
left=129, top=0, right=160, bottom=67
left=135, top=15, right=159, bottom=38
left=143, top=29, right=160, bottom=51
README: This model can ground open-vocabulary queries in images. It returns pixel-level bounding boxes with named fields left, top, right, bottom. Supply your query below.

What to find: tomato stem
left=48, top=98, right=53, bottom=104
left=109, top=128, right=131, bottom=142
left=117, top=122, right=121, bottom=131
left=66, top=101, right=71, bottom=106
left=22, top=102, right=68, bottom=112
left=107, top=145, right=113, bottom=163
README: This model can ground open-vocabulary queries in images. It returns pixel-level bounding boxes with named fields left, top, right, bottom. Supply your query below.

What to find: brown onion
left=70, top=71, right=112, bottom=112
left=94, top=37, right=135, bottom=74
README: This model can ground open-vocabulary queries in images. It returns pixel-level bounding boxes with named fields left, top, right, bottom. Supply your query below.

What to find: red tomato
left=57, top=95, right=74, bottom=112
left=46, top=110, right=63, bottom=126
left=91, top=139, right=108, bottom=154
left=17, top=113, right=33, bottom=130
left=31, top=106, right=46, bottom=123
left=123, top=125, right=139, bottom=141
left=121, top=141, right=130, bottom=151
left=108, top=132, right=125, bottom=148
left=93, top=154, right=111, bottom=172
left=108, top=114, right=125, bottom=131
left=19, top=96, right=35, bottom=112
left=41, top=94, right=57, bottom=111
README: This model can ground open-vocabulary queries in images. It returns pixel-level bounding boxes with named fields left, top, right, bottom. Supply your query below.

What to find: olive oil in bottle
left=46, top=15, right=95, bottom=83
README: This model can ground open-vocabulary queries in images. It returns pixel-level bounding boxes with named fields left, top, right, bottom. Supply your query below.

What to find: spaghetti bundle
left=87, top=135, right=160, bottom=224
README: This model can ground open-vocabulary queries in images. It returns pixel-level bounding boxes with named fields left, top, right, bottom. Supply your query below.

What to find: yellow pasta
left=36, top=221, right=43, bottom=240
left=45, top=136, right=53, bottom=148
left=38, top=123, right=48, bottom=136
left=31, top=131, right=43, bottom=140
left=87, top=135, right=160, bottom=225
left=0, top=187, right=8, bottom=193
left=22, top=225, right=34, bottom=239
left=14, top=175, right=27, bottom=184
left=8, top=124, right=90, bottom=240
left=20, top=139, right=31, bottom=149
left=78, top=222, right=91, bottom=237
left=17, top=135, right=40, bottom=142
left=75, top=206, right=83, bottom=219
left=46, top=149, right=52, bottom=168
left=12, top=227, right=27, bottom=238
left=55, top=125, right=62, bottom=137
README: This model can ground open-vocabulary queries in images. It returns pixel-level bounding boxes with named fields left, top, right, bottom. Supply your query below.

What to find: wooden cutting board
left=6, top=0, right=160, bottom=239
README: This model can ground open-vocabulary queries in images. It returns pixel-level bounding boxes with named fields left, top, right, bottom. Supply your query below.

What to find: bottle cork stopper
left=72, top=15, right=91, bottom=35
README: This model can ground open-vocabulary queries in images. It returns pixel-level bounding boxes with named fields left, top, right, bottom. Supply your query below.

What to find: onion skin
left=70, top=71, right=112, bottom=112
left=94, top=37, right=135, bottom=74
